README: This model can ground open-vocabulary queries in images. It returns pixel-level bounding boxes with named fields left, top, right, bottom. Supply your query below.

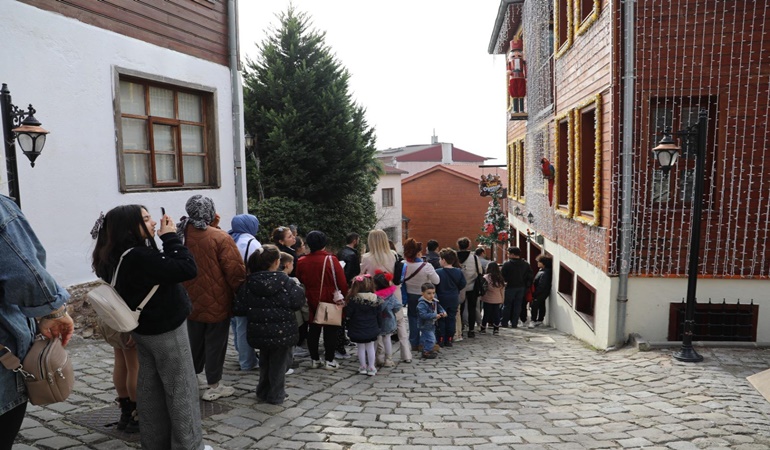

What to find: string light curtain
left=630, top=1, right=770, bottom=278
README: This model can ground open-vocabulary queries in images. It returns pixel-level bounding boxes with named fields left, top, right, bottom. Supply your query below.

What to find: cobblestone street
left=13, top=325, right=770, bottom=449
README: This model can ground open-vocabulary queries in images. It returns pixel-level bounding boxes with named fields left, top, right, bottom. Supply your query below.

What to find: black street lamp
left=1, top=83, right=50, bottom=208
left=652, top=108, right=708, bottom=363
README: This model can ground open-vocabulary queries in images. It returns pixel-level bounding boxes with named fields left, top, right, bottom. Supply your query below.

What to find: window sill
left=558, top=292, right=573, bottom=307
left=575, top=310, right=595, bottom=331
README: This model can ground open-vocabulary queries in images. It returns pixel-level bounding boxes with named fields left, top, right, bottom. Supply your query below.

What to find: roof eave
left=487, top=0, right=525, bottom=55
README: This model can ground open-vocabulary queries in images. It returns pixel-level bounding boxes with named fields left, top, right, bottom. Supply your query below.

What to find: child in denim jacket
left=417, top=283, right=446, bottom=359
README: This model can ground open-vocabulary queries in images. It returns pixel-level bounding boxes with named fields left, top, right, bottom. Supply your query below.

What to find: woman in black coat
left=233, top=245, right=305, bottom=405
left=530, top=255, right=553, bottom=327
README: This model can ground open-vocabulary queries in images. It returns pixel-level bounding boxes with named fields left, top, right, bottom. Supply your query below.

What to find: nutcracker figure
left=507, top=39, right=527, bottom=117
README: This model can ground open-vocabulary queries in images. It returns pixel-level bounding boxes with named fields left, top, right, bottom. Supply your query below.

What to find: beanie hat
left=306, top=230, right=328, bottom=253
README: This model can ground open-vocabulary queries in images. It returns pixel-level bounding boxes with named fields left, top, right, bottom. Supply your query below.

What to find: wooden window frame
left=573, top=94, right=602, bottom=226
left=554, top=0, right=573, bottom=59
left=510, top=139, right=526, bottom=201
left=507, top=143, right=515, bottom=199
left=558, top=262, right=574, bottom=306
left=575, top=0, right=601, bottom=36
left=648, top=96, right=717, bottom=210
left=382, top=188, right=394, bottom=208
left=554, top=110, right=573, bottom=217
left=114, top=68, right=219, bottom=192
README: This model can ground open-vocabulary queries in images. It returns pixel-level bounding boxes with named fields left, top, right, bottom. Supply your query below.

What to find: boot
left=437, top=337, right=444, bottom=347
left=445, top=336, right=453, bottom=348
left=116, top=397, right=131, bottom=431
left=124, top=401, right=139, bottom=433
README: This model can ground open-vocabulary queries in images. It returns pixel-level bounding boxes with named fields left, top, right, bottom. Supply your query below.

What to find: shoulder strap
left=319, top=255, right=329, bottom=298
left=244, top=239, right=254, bottom=265
left=475, top=255, right=481, bottom=276
left=113, top=247, right=159, bottom=312
left=404, top=262, right=427, bottom=283
left=330, top=256, right=340, bottom=290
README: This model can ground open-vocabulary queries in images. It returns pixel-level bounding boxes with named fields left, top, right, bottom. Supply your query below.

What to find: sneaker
left=455, top=336, right=464, bottom=342
left=403, top=359, right=412, bottom=363
left=383, top=359, right=395, bottom=367
left=528, top=321, right=535, bottom=329
left=493, top=327, right=500, bottom=335
left=479, top=327, right=487, bottom=334
left=535, top=321, right=543, bottom=327
left=293, top=347, right=310, bottom=358
left=201, top=383, right=235, bottom=401
left=359, top=366, right=368, bottom=375
left=422, top=351, right=437, bottom=359
left=468, top=331, right=476, bottom=338
left=324, top=360, right=339, bottom=370
left=445, top=338, right=453, bottom=348
left=285, top=368, right=294, bottom=375
left=366, top=366, right=377, bottom=376
left=204, top=445, right=214, bottom=450
left=310, top=359, right=323, bottom=369
left=334, top=351, right=351, bottom=360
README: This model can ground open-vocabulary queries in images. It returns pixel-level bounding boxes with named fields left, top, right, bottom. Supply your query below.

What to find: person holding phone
left=91, top=204, right=214, bottom=450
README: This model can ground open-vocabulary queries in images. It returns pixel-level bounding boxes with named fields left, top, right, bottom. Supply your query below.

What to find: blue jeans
left=420, top=328, right=436, bottom=353
left=231, top=317, right=258, bottom=370
left=501, top=287, right=525, bottom=327
left=436, top=304, right=458, bottom=341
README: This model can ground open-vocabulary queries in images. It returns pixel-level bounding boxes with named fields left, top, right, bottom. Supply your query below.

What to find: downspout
left=228, top=0, right=245, bottom=214
left=616, top=0, right=635, bottom=347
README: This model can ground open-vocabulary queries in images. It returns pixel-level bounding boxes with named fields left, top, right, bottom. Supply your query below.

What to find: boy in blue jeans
left=417, top=283, right=446, bottom=359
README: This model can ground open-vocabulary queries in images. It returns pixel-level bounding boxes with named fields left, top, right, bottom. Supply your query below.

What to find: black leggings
left=0, top=401, right=27, bottom=450
left=308, top=323, right=339, bottom=362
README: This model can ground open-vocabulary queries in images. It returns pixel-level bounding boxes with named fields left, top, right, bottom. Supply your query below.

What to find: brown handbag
left=0, top=336, right=74, bottom=405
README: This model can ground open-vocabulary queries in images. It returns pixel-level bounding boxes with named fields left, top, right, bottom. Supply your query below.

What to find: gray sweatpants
left=133, top=322, right=203, bottom=450
left=187, top=318, right=230, bottom=385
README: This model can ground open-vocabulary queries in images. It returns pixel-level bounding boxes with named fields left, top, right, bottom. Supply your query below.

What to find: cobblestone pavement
left=12, top=325, right=770, bottom=449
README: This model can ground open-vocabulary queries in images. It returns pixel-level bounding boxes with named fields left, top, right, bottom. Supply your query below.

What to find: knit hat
left=306, top=230, right=327, bottom=253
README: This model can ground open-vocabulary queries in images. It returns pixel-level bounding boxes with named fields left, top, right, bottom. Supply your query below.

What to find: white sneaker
left=201, top=383, right=235, bottom=401
left=285, top=368, right=294, bottom=375
left=528, top=321, right=535, bottom=329
left=204, top=445, right=214, bottom=450
left=358, top=366, right=367, bottom=375
left=310, top=360, right=323, bottom=369
left=366, top=366, right=377, bottom=376
left=535, top=321, right=543, bottom=327
left=324, top=360, right=339, bottom=370
left=293, top=348, right=310, bottom=358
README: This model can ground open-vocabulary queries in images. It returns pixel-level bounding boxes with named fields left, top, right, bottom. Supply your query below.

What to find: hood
left=375, top=285, right=398, bottom=298
left=457, top=250, right=472, bottom=263
left=350, top=292, right=380, bottom=307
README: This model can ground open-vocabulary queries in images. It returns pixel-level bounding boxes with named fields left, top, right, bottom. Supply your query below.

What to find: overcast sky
left=238, top=1, right=508, bottom=164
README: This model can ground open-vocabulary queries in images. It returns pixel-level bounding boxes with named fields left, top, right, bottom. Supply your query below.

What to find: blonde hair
left=364, top=229, right=395, bottom=272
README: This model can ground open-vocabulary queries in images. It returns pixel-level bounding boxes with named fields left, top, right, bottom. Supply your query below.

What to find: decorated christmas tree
left=477, top=189, right=511, bottom=247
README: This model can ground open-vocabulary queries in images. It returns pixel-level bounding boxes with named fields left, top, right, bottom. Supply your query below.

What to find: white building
left=2, top=1, right=246, bottom=287
left=373, top=163, right=408, bottom=252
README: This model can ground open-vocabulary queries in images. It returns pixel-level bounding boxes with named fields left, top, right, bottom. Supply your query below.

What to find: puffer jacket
left=183, top=226, right=246, bottom=323
left=233, top=271, right=305, bottom=349
left=376, top=285, right=401, bottom=336
left=345, top=292, right=381, bottom=343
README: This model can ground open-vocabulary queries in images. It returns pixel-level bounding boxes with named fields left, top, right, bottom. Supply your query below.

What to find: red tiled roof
left=402, top=164, right=507, bottom=185
left=377, top=143, right=489, bottom=162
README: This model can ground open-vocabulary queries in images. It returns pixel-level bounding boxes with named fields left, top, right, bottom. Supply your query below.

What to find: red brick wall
left=402, top=171, right=494, bottom=251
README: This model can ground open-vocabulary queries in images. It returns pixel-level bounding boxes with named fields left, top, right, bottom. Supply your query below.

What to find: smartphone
left=161, top=207, right=166, bottom=216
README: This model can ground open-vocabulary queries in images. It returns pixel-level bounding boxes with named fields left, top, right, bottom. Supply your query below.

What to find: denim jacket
left=0, top=195, right=69, bottom=415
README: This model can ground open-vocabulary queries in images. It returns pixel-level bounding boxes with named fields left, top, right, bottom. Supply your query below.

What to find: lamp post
left=652, top=108, right=708, bottom=363
left=2, top=83, right=50, bottom=208
left=244, top=132, right=264, bottom=202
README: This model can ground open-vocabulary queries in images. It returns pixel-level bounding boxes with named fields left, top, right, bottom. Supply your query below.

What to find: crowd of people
left=0, top=193, right=554, bottom=449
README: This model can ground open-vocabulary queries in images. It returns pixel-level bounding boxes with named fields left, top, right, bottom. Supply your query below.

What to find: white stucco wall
left=373, top=173, right=403, bottom=251
left=1, top=3, right=241, bottom=286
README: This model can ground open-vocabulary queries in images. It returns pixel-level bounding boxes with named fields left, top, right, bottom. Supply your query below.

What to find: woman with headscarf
left=177, top=195, right=246, bottom=401
left=228, top=214, right=261, bottom=371
left=295, top=231, right=348, bottom=369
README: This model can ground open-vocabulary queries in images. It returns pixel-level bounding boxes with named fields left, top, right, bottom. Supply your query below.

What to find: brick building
left=401, top=164, right=508, bottom=253
left=489, top=0, right=770, bottom=349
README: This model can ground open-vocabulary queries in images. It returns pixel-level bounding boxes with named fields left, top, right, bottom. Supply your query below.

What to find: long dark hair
left=92, top=204, right=155, bottom=281
left=486, top=262, right=505, bottom=288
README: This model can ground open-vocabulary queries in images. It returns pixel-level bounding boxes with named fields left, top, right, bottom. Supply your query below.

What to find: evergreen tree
left=242, top=7, right=380, bottom=246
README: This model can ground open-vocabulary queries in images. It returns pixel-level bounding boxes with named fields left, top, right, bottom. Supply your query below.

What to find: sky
left=238, top=1, right=508, bottom=164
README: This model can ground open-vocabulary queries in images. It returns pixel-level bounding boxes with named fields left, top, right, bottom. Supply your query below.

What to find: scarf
left=176, top=195, right=215, bottom=241
left=228, top=214, right=259, bottom=242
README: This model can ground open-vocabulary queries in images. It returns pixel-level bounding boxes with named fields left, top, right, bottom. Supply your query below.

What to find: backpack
left=87, top=248, right=159, bottom=333
left=477, top=276, right=489, bottom=297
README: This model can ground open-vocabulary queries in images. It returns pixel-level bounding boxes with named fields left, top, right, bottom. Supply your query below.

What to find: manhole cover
left=69, top=400, right=232, bottom=442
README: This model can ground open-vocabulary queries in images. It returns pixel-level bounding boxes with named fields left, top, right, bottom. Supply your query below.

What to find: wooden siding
left=632, top=0, right=770, bottom=278
left=19, top=0, right=230, bottom=66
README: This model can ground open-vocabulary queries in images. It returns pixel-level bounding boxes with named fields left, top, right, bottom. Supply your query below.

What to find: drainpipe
left=228, top=0, right=245, bottom=214
left=616, top=0, right=635, bottom=347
